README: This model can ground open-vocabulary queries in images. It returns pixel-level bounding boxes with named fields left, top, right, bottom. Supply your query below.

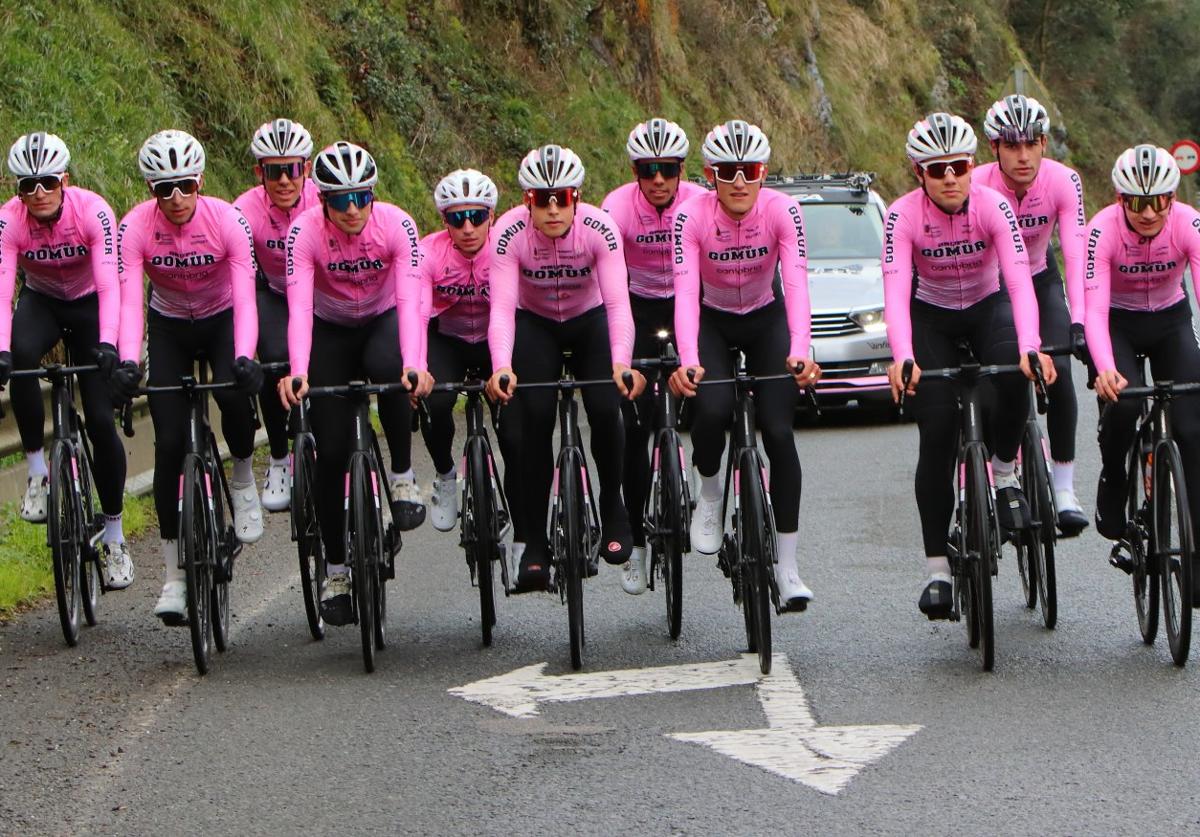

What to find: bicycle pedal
left=1109, top=548, right=1135, bottom=575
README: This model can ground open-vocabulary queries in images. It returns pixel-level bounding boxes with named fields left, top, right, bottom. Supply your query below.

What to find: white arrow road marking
left=669, top=653, right=922, bottom=795
left=449, top=656, right=763, bottom=718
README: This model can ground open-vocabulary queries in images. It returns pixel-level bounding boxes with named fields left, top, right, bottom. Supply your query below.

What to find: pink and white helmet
left=1111, top=144, right=1180, bottom=196
left=701, top=120, right=770, bottom=164
left=251, top=118, right=314, bottom=160
left=517, top=145, right=585, bottom=190
left=626, top=118, right=690, bottom=161
left=906, top=113, right=977, bottom=163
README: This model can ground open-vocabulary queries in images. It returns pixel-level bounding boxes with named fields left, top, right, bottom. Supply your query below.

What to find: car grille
left=819, top=360, right=875, bottom=378
left=811, top=312, right=861, bottom=337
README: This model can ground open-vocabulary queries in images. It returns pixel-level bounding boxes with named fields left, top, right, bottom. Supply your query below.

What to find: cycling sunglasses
left=996, top=126, right=1044, bottom=145
left=324, top=189, right=375, bottom=212
left=444, top=208, right=491, bottom=228
left=16, top=173, right=64, bottom=195
left=920, top=159, right=972, bottom=179
left=712, top=161, right=765, bottom=183
left=1122, top=193, right=1172, bottom=213
left=635, top=160, right=682, bottom=180
left=526, top=188, right=577, bottom=208
left=261, top=161, right=305, bottom=181
left=150, top=177, right=201, bottom=200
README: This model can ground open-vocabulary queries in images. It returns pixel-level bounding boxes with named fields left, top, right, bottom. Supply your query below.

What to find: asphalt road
left=3, top=374, right=1199, bottom=835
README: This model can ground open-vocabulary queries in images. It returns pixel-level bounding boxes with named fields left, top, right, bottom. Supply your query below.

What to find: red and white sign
left=1171, top=140, right=1200, bottom=175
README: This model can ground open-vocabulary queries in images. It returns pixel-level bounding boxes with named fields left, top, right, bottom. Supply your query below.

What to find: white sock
left=103, top=514, right=124, bottom=544
left=391, top=469, right=415, bottom=484
left=699, top=472, right=721, bottom=502
left=438, top=468, right=457, bottom=481
left=326, top=563, right=349, bottom=577
left=232, top=456, right=254, bottom=485
left=776, top=531, right=799, bottom=573
left=1052, top=460, right=1075, bottom=494
left=162, top=540, right=184, bottom=583
left=926, top=556, right=951, bottom=579
left=269, top=456, right=289, bottom=468
left=991, top=456, right=1015, bottom=478
left=26, top=449, right=47, bottom=479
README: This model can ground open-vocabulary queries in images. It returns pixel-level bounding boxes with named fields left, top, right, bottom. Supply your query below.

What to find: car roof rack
left=764, top=171, right=876, bottom=193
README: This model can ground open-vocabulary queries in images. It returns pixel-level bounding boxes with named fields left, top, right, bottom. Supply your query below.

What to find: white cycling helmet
left=626, top=118, right=690, bottom=161
left=906, top=113, right=977, bottom=163
left=517, top=145, right=585, bottom=190
left=433, top=169, right=498, bottom=211
left=983, top=95, right=1050, bottom=143
left=251, top=118, right=314, bottom=160
left=312, top=141, right=378, bottom=191
left=701, top=120, right=771, bottom=165
left=1111, top=144, right=1180, bottom=196
left=7, top=132, right=70, bottom=177
left=138, top=130, right=206, bottom=181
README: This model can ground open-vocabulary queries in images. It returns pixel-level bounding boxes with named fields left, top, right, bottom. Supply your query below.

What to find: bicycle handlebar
left=1117, top=381, right=1200, bottom=400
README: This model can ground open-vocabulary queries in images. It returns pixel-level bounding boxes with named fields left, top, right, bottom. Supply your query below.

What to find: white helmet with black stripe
left=627, top=118, right=690, bottom=161
left=433, top=168, right=498, bottom=210
left=251, top=118, right=314, bottom=160
left=138, top=130, right=206, bottom=181
left=7, top=132, right=70, bottom=177
left=701, top=120, right=771, bottom=164
left=905, top=112, right=977, bottom=163
left=311, top=141, right=378, bottom=191
left=983, top=95, right=1050, bottom=143
left=1111, top=144, right=1180, bottom=196
left=517, top=145, right=585, bottom=190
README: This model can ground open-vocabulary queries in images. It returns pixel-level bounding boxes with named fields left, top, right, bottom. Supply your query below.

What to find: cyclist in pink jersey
left=883, top=112, right=1055, bottom=619
left=1084, top=147, right=1200, bottom=598
left=601, top=118, right=707, bottom=595
left=277, top=142, right=428, bottom=626
left=417, top=168, right=516, bottom=533
left=234, top=118, right=320, bottom=513
left=976, top=94, right=1090, bottom=535
left=668, top=119, right=818, bottom=611
left=115, top=129, right=264, bottom=624
left=485, top=144, right=642, bottom=593
left=0, top=132, right=133, bottom=588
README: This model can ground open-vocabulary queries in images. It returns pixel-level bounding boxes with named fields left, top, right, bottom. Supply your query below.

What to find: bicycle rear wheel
left=348, top=455, right=377, bottom=673
left=965, top=444, right=995, bottom=671
left=48, top=441, right=82, bottom=647
left=292, top=434, right=325, bottom=641
left=557, top=450, right=586, bottom=671
left=1154, top=440, right=1193, bottom=667
left=1131, top=441, right=1159, bottom=644
left=210, top=460, right=232, bottom=654
left=180, top=454, right=212, bottom=675
left=657, top=432, right=685, bottom=640
left=1014, top=428, right=1040, bottom=610
left=738, top=455, right=772, bottom=675
left=1024, top=423, right=1058, bottom=628
left=465, top=440, right=497, bottom=646
left=77, top=440, right=101, bottom=628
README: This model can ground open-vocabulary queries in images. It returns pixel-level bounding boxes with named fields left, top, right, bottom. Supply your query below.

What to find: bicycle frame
left=551, top=379, right=602, bottom=584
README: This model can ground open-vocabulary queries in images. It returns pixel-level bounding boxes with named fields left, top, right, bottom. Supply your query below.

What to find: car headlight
left=850, top=307, right=887, bottom=333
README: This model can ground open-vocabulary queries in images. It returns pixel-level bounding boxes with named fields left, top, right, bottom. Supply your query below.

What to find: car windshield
left=802, top=202, right=884, bottom=260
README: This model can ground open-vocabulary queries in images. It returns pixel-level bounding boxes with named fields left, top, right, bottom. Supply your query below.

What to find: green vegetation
left=4, top=1, right=1193, bottom=223
left=0, top=492, right=155, bottom=617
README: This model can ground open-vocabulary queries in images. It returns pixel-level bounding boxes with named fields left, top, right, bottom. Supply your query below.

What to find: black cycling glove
left=94, top=342, right=120, bottom=380
left=111, top=361, right=143, bottom=402
left=233, top=356, right=263, bottom=396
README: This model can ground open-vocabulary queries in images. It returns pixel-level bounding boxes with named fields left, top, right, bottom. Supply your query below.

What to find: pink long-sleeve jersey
left=671, top=188, right=810, bottom=368
left=116, top=196, right=257, bottom=363
left=1082, top=201, right=1200, bottom=373
left=974, top=158, right=1087, bottom=322
left=285, top=202, right=423, bottom=377
left=0, top=188, right=119, bottom=353
left=419, top=227, right=493, bottom=357
left=487, top=203, right=634, bottom=370
left=882, top=183, right=1040, bottom=363
left=233, top=180, right=321, bottom=294
left=601, top=180, right=708, bottom=299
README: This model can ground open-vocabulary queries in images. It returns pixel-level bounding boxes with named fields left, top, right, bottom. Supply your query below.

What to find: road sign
left=1171, top=140, right=1200, bottom=175
left=450, top=654, right=921, bottom=795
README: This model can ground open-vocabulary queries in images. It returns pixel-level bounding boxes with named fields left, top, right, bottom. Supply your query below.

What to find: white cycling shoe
left=430, top=474, right=458, bottom=532
left=774, top=558, right=813, bottom=612
left=20, top=476, right=49, bottom=523
left=621, top=546, right=648, bottom=595
left=231, top=481, right=265, bottom=543
left=690, top=494, right=723, bottom=555
left=261, top=463, right=291, bottom=512
left=154, top=581, right=187, bottom=626
left=101, top=541, right=135, bottom=590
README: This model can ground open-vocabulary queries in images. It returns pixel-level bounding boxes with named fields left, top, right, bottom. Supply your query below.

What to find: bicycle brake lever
left=121, top=400, right=135, bottom=438
left=898, top=359, right=914, bottom=415
left=1028, top=351, right=1049, bottom=415
left=621, top=370, right=640, bottom=427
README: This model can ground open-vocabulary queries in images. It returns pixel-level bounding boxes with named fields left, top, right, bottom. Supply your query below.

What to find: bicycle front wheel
left=467, top=439, right=497, bottom=646
left=181, top=454, right=213, bottom=675
left=557, top=450, right=586, bottom=671
left=293, top=433, right=325, bottom=641
left=1130, top=439, right=1159, bottom=644
left=209, top=461, right=232, bottom=654
left=738, top=455, right=772, bottom=675
left=1023, top=422, right=1058, bottom=628
left=1154, top=440, right=1193, bottom=667
left=77, top=440, right=101, bottom=628
left=965, top=444, right=995, bottom=671
left=347, top=455, right=377, bottom=673
left=656, top=431, right=686, bottom=640
left=48, top=441, right=82, bottom=647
